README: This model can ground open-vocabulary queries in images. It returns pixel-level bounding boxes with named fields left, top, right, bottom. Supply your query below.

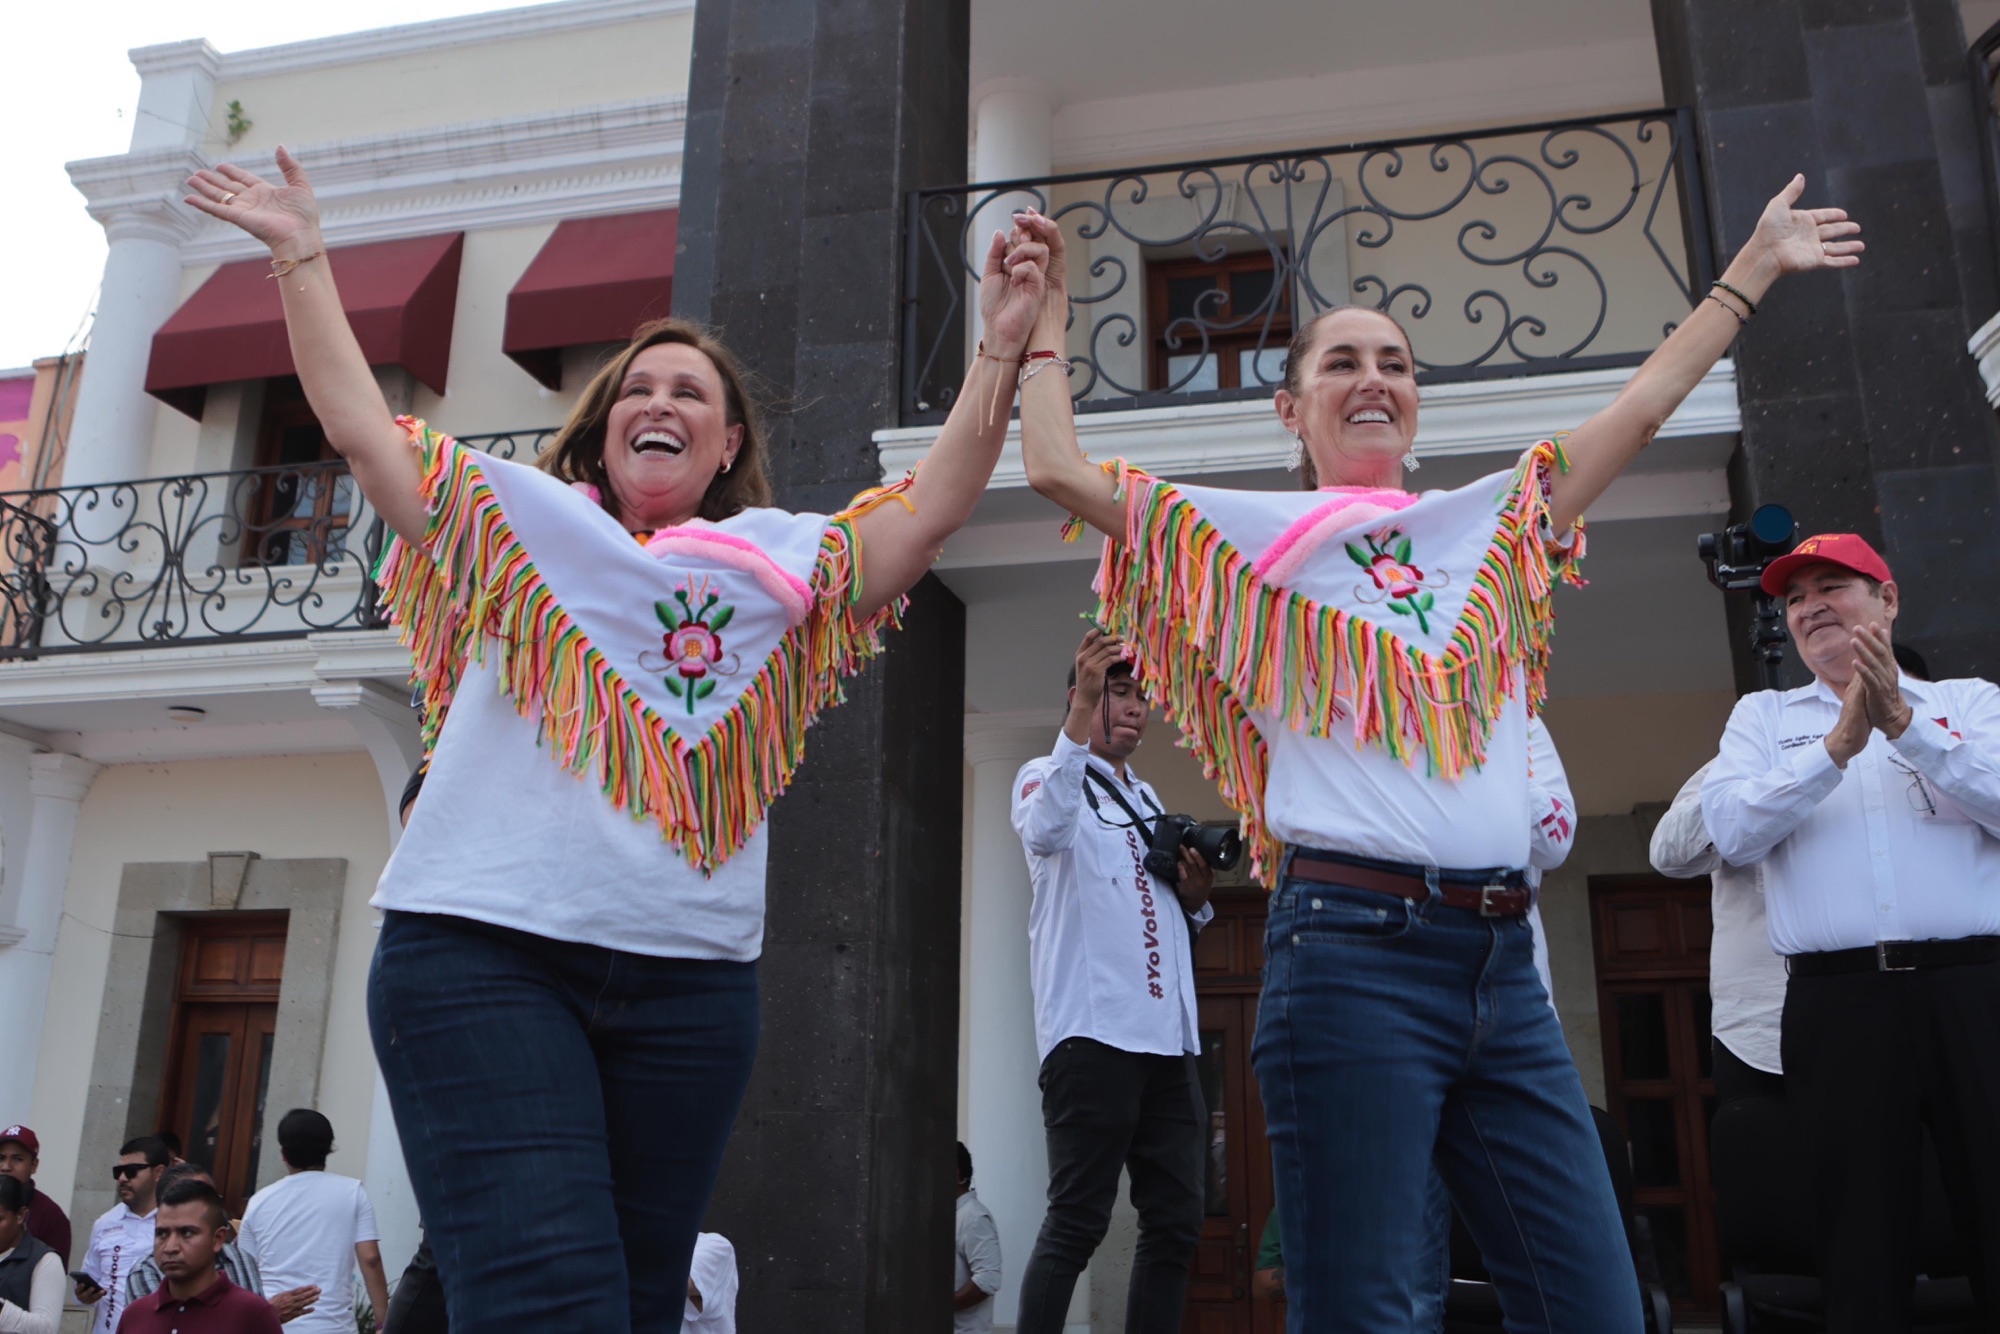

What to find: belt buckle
left=1876, top=941, right=1916, bottom=972
left=1479, top=884, right=1507, bottom=917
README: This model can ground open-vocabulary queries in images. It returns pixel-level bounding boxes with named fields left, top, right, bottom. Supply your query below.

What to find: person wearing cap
left=0, top=1130, right=69, bottom=1268
left=1702, top=532, right=2000, bottom=1332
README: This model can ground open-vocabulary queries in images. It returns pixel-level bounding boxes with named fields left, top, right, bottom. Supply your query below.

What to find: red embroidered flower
left=667, top=623, right=724, bottom=679
left=1367, top=553, right=1426, bottom=600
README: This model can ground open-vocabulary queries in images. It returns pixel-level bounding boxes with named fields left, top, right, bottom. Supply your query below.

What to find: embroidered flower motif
left=639, top=575, right=741, bottom=714
left=1347, top=527, right=1450, bottom=634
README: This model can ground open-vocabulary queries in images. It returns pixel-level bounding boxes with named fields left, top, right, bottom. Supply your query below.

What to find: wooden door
left=158, top=914, right=286, bottom=1214
left=1590, top=874, right=1718, bottom=1320
left=1184, top=888, right=1279, bottom=1334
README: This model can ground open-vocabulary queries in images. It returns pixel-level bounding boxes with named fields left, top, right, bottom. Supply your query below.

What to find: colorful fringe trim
left=1092, top=443, right=1585, bottom=882
left=373, top=418, right=904, bottom=873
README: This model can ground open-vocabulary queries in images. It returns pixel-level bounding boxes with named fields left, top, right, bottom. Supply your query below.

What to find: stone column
left=0, top=754, right=101, bottom=1096
left=963, top=717, right=1084, bottom=1332
left=1652, top=0, right=2000, bottom=681
left=674, top=1, right=969, bottom=1326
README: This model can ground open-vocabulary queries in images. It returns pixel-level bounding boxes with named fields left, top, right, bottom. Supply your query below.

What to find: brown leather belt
left=1285, top=849, right=1532, bottom=918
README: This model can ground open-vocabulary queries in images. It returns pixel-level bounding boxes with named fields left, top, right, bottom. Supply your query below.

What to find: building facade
left=16, top=0, right=2000, bottom=1329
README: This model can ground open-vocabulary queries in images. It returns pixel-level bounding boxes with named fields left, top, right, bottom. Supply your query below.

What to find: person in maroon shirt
left=117, top=1179, right=279, bottom=1334
left=0, top=1127, right=70, bottom=1266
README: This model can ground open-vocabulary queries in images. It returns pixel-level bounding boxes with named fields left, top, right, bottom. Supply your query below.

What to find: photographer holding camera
left=1009, top=628, right=1225, bottom=1334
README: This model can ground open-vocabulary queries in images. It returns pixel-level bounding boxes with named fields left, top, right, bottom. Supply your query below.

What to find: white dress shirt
left=1653, top=759, right=1784, bottom=1074
left=953, top=1190, right=1002, bottom=1334
left=681, top=1232, right=737, bottom=1333
left=80, top=1203, right=154, bottom=1334
left=1013, top=732, right=1213, bottom=1062
left=1702, top=675, right=2000, bottom=956
left=1525, top=718, right=1577, bottom=1003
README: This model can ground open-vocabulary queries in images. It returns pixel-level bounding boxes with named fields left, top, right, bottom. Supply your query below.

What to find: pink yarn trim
left=643, top=528, right=814, bottom=626
left=1253, top=488, right=1421, bottom=585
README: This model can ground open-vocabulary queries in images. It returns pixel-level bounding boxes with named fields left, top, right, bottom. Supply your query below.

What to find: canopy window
left=503, top=210, right=677, bottom=389
left=146, top=233, right=464, bottom=419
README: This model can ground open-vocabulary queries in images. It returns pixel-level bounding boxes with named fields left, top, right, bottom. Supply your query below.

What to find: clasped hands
left=1826, top=624, right=1911, bottom=767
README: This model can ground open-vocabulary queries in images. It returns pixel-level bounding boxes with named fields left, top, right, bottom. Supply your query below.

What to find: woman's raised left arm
left=846, top=224, right=1050, bottom=618
left=1547, top=175, right=1862, bottom=535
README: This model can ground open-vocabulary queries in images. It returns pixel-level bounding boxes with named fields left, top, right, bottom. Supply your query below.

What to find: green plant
left=224, top=100, right=253, bottom=146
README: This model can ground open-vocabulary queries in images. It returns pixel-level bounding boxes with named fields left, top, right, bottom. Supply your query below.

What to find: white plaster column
left=0, top=754, right=101, bottom=1097
left=970, top=79, right=1056, bottom=351
left=61, top=40, right=218, bottom=489
left=313, top=677, right=424, bottom=1275
left=963, top=714, right=1091, bottom=1332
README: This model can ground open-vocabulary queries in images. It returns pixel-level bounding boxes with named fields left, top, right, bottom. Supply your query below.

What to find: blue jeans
left=368, top=911, right=758, bottom=1334
left=1252, top=861, right=1639, bottom=1334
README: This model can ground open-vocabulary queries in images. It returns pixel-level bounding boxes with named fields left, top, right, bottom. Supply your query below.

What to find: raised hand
left=977, top=221, right=1050, bottom=359
left=184, top=146, right=323, bottom=260
left=1853, top=622, right=1911, bottom=738
left=1825, top=673, right=1873, bottom=768
left=1749, top=174, right=1863, bottom=276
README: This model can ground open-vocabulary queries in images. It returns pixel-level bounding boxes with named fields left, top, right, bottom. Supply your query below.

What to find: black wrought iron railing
left=0, top=429, right=558, bottom=659
left=901, top=108, right=1715, bottom=425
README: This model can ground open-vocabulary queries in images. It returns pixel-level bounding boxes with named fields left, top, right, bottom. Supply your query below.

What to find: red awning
left=503, top=210, right=677, bottom=388
left=146, top=233, right=464, bottom=418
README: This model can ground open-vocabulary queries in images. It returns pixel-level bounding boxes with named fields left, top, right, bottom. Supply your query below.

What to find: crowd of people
left=3, top=121, right=1954, bottom=1334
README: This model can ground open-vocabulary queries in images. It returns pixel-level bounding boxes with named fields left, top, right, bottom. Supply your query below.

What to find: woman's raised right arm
left=1015, top=215, right=1129, bottom=540
left=186, top=149, right=426, bottom=543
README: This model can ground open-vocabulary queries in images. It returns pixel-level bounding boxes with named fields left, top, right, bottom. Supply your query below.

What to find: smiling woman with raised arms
left=186, top=149, right=1049, bottom=1334
left=1014, top=177, right=1861, bottom=1333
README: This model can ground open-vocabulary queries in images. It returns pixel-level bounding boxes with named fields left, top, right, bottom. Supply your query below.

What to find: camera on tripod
left=1697, top=503, right=1797, bottom=688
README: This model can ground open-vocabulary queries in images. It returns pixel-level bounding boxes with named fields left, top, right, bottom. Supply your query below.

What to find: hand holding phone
left=69, top=1271, right=104, bottom=1303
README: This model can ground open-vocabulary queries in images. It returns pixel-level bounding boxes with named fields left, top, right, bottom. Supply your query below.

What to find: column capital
left=311, top=678, right=418, bottom=726
left=964, top=711, right=1053, bottom=768
left=69, top=147, right=210, bottom=243
left=29, top=752, right=100, bottom=805
left=129, top=38, right=222, bottom=80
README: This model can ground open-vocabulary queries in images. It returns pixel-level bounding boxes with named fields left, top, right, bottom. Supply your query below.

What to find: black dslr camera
left=1144, top=814, right=1244, bottom=882
left=1697, top=502, right=1797, bottom=690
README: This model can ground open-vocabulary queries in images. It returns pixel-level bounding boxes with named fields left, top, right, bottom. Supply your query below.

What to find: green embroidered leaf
left=663, top=675, right=685, bottom=698
left=708, top=605, right=735, bottom=633
left=695, top=678, right=718, bottom=701
left=1344, top=542, right=1369, bottom=567
left=655, top=599, right=682, bottom=630
left=1394, top=536, right=1413, bottom=563
left=1417, top=591, right=1435, bottom=611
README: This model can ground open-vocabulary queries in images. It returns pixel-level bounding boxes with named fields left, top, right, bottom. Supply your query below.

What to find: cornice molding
left=875, top=360, right=1739, bottom=487
left=67, top=97, right=687, bottom=260
left=210, top=0, right=695, bottom=80
left=130, top=39, right=223, bottom=79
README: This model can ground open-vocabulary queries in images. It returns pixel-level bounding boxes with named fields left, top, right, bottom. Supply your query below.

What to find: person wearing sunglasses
left=75, top=1135, right=167, bottom=1334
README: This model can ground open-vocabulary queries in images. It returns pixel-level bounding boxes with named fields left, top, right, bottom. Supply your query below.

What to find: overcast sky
left=0, top=1, right=511, bottom=372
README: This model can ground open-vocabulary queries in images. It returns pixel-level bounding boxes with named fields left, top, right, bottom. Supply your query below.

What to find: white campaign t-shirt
left=682, top=1233, right=737, bottom=1333
left=237, top=1171, right=378, bottom=1334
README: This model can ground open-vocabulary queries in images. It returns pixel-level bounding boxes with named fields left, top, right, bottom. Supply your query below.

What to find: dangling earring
left=1286, top=432, right=1304, bottom=472
left=1402, top=452, right=1421, bottom=473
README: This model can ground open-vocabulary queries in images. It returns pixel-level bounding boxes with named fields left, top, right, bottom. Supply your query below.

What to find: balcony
left=901, top=108, right=1714, bottom=425
left=0, top=430, right=554, bottom=660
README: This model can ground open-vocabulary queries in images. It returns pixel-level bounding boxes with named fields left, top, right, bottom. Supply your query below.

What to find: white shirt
left=1524, top=717, right=1577, bottom=1004
left=80, top=1203, right=153, bottom=1334
left=953, top=1190, right=1002, bottom=1334
left=376, top=656, right=768, bottom=960
left=1259, top=695, right=1534, bottom=870
left=1013, top=733, right=1213, bottom=1062
left=0, top=1249, right=61, bottom=1334
left=1653, top=760, right=1784, bottom=1074
left=1702, top=675, right=2000, bottom=956
left=681, top=1233, right=737, bottom=1333
left=237, top=1171, right=379, bottom=1334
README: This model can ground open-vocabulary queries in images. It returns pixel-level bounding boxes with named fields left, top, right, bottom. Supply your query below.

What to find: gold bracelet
left=268, top=251, right=325, bottom=280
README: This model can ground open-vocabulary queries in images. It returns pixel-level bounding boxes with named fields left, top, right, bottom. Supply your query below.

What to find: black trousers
left=1783, top=958, right=2000, bottom=1333
left=1711, top=1038, right=1783, bottom=1107
left=381, top=1236, right=448, bottom=1334
left=1016, top=1037, right=1207, bottom=1334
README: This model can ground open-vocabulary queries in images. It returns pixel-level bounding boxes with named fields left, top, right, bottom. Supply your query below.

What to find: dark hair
left=1893, top=642, right=1931, bottom=682
left=956, top=1141, right=972, bottom=1186
left=0, top=1176, right=27, bottom=1213
left=156, top=1131, right=183, bottom=1160
left=538, top=317, right=774, bottom=524
left=1281, top=305, right=1418, bottom=490
left=1066, top=659, right=1134, bottom=695
left=158, top=1162, right=212, bottom=1195
left=158, top=1177, right=230, bottom=1230
left=277, top=1109, right=334, bottom=1170
left=120, top=1136, right=170, bottom=1168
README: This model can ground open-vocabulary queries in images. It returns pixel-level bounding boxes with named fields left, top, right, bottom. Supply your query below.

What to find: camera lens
left=1749, top=503, right=1796, bottom=551
left=1189, top=824, right=1243, bottom=871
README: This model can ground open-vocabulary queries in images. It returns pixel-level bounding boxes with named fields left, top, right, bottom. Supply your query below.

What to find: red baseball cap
left=1759, top=532, right=1893, bottom=597
left=0, top=1126, right=39, bottom=1155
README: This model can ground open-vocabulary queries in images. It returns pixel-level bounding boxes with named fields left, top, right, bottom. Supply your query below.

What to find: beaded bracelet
left=1711, top=280, right=1758, bottom=318
left=1018, top=350, right=1072, bottom=386
left=1705, top=293, right=1749, bottom=328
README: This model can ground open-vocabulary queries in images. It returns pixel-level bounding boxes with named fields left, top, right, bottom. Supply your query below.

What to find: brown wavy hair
left=1282, top=305, right=1416, bottom=490
left=537, top=317, right=774, bottom=521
